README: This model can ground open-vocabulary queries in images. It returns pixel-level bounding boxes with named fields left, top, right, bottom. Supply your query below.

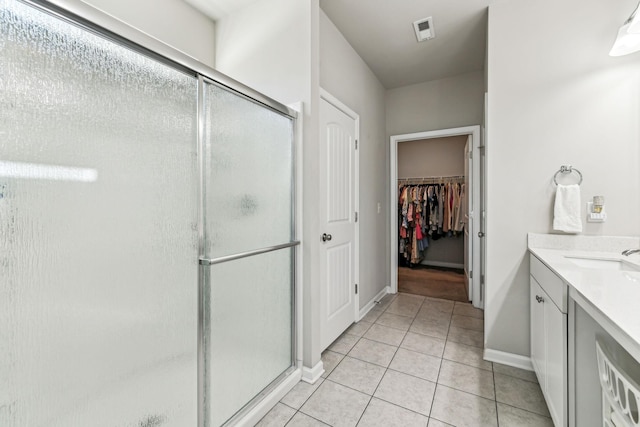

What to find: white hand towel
left=553, top=184, right=582, bottom=233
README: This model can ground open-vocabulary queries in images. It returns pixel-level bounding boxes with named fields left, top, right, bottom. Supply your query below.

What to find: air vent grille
left=417, top=21, right=430, bottom=32
left=413, top=17, right=435, bottom=42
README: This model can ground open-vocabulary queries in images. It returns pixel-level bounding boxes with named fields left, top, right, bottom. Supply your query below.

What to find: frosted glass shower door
left=0, top=1, right=198, bottom=426
left=201, top=80, right=296, bottom=426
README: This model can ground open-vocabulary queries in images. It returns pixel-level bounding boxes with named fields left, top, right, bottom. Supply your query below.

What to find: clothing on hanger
left=398, top=178, right=465, bottom=266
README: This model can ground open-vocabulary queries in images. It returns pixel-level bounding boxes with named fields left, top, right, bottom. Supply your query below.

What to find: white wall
left=215, top=0, right=314, bottom=106
left=79, top=0, right=216, bottom=67
left=486, top=0, right=640, bottom=357
left=319, top=11, right=387, bottom=308
left=398, top=137, right=466, bottom=178
left=386, top=71, right=485, bottom=138
left=386, top=70, right=484, bottom=288
left=215, top=0, right=322, bottom=370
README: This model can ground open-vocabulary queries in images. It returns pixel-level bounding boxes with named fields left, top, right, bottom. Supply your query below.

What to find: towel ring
left=553, top=165, right=583, bottom=186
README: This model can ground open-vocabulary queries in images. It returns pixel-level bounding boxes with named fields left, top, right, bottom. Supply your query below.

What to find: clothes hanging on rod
left=398, top=176, right=465, bottom=266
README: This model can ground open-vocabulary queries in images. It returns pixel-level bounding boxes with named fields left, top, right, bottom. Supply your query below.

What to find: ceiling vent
left=413, top=17, right=435, bottom=42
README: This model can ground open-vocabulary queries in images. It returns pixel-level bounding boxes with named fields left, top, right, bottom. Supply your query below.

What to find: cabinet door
left=546, top=298, right=567, bottom=426
left=531, top=276, right=547, bottom=389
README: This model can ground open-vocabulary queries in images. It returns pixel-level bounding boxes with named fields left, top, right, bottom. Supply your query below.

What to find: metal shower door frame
left=197, top=75, right=300, bottom=426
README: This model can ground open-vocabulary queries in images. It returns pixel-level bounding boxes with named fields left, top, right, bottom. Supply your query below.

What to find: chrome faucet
left=622, top=248, right=640, bottom=256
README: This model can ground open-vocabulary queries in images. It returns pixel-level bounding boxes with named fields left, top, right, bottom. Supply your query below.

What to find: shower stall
left=0, top=0, right=299, bottom=426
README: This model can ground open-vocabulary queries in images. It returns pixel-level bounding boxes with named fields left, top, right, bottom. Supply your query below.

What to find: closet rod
left=398, top=175, right=465, bottom=184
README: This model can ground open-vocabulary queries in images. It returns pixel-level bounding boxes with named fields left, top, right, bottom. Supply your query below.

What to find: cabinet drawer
left=530, top=254, right=567, bottom=313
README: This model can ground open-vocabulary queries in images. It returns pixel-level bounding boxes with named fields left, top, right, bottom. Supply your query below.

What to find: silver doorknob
left=478, top=231, right=485, bottom=238
left=322, top=233, right=333, bottom=242
left=535, top=295, right=545, bottom=303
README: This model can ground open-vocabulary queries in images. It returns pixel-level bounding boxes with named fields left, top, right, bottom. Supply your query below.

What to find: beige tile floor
left=256, top=293, right=553, bottom=427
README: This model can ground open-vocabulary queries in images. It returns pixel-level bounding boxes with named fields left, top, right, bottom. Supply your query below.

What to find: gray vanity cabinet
left=530, top=254, right=568, bottom=427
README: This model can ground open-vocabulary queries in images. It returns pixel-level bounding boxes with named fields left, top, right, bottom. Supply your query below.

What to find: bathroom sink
left=565, top=256, right=640, bottom=272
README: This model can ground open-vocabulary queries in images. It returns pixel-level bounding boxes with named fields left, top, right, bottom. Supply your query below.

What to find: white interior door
left=464, top=137, right=471, bottom=298
left=319, top=94, right=358, bottom=350
left=469, top=133, right=483, bottom=309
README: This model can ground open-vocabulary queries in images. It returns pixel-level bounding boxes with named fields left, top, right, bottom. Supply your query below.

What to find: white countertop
left=528, top=233, right=640, bottom=360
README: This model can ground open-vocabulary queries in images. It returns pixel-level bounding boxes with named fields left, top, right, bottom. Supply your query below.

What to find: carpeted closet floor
left=397, top=266, right=468, bottom=302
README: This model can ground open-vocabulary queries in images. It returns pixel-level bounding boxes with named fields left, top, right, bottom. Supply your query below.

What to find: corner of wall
left=358, top=286, right=390, bottom=320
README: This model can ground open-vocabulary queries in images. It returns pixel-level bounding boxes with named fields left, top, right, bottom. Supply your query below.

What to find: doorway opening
left=390, top=126, right=484, bottom=309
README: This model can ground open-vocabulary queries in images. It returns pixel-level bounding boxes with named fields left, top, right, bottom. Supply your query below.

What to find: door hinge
left=355, top=284, right=358, bottom=294
left=481, top=274, right=485, bottom=285
left=468, top=150, right=473, bottom=159
left=355, top=212, right=358, bottom=222
left=355, top=139, right=358, bottom=150
left=470, top=270, right=473, bottom=279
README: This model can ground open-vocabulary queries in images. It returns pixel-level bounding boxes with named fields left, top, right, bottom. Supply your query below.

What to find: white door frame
left=319, top=88, right=360, bottom=325
left=389, top=125, right=483, bottom=308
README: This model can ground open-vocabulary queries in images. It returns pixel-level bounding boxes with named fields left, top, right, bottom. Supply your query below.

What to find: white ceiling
left=184, top=0, right=489, bottom=89
left=320, top=0, right=489, bottom=89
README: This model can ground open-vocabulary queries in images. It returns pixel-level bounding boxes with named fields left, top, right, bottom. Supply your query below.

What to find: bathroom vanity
left=528, top=233, right=640, bottom=427
left=529, top=252, right=568, bottom=426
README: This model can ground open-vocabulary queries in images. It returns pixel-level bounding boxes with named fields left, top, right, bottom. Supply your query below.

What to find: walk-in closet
left=396, top=135, right=469, bottom=302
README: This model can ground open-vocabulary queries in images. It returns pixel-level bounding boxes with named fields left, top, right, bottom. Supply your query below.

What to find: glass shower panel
left=205, top=248, right=294, bottom=426
left=0, top=1, right=198, bottom=426
left=203, top=83, right=294, bottom=259
left=202, top=80, right=296, bottom=426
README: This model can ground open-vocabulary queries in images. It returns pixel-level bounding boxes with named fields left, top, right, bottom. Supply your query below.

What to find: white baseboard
left=483, top=348, right=534, bottom=371
left=236, top=368, right=301, bottom=427
left=301, top=360, right=324, bottom=384
left=420, top=261, right=464, bottom=269
left=358, top=286, right=390, bottom=320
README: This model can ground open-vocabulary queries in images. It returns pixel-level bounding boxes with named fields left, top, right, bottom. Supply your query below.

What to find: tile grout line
left=319, top=377, right=376, bottom=398
left=433, top=366, right=498, bottom=401
left=381, top=294, right=437, bottom=422
left=491, top=369, right=540, bottom=384
left=359, top=328, right=408, bottom=348
left=279, top=371, right=327, bottom=426
left=430, top=302, right=455, bottom=420
left=339, top=352, right=393, bottom=369
left=449, top=312, right=485, bottom=333
left=383, top=366, right=439, bottom=385
left=282, top=406, right=330, bottom=427
left=498, top=401, right=555, bottom=419
left=436, top=383, right=499, bottom=404
left=369, top=394, right=433, bottom=420
left=408, top=296, right=440, bottom=421
left=353, top=299, right=408, bottom=427
left=460, top=297, right=497, bottom=426
left=493, top=367, right=500, bottom=427
left=280, top=376, right=327, bottom=417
